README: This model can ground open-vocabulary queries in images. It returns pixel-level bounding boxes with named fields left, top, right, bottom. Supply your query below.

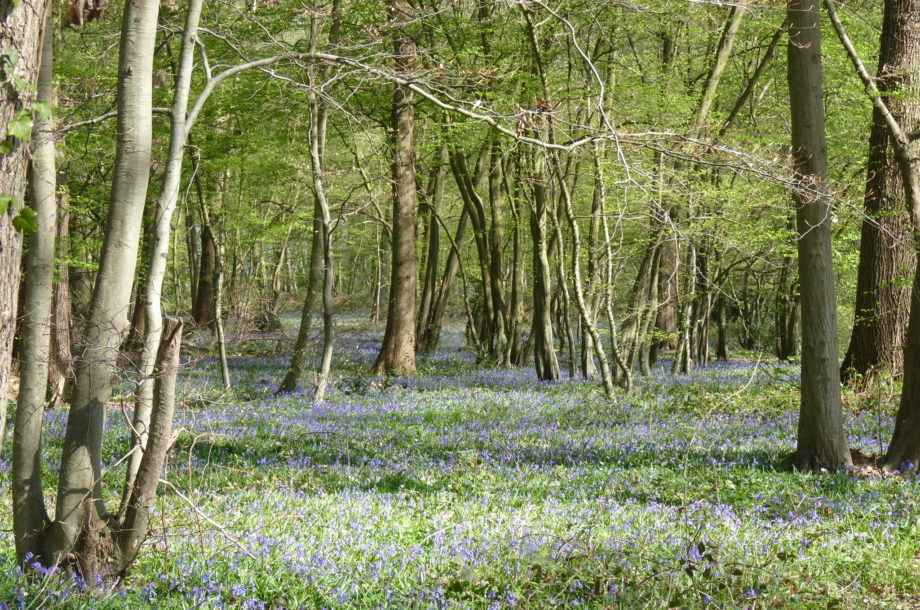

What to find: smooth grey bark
left=593, top=142, right=631, bottom=389
left=50, top=0, right=162, bottom=570
left=281, top=0, right=340, bottom=392
left=212, top=214, right=231, bottom=392
left=127, top=0, right=203, bottom=489
left=49, top=184, right=73, bottom=407
left=13, top=9, right=55, bottom=561
left=786, top=0, right=851, bottom=470
left=557, top=172, right=615, bottom=396
left=307, top=0, right=340, bottom=402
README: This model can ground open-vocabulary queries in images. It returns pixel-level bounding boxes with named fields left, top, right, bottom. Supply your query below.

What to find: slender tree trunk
left=487, top=139, right=509, bottom=364
left=117, top=317, right=182, bottom=573
left=787, top=0, right=851, bottom=470
left=307, top=0, right=340, bottom=402
left=416, top=146, right=447, bottom=340
left=279, top=201, right=323, bottom=390
left=48, top=0, right=162, bottom=570
left=776, top=248, right=800, bottom=361
left=716, top=298, right=729, bottom=360
left=185, top=197, right=199, bottom=309
left=49, top=200, right=73, bottom=407
left=13, top=9, right=55, bottom=560
left=529, top=153, right=560, bottom=381
left=557, top=173, right=615, bottom=396
left=420, top=207, right=469, bottom=352
left=371, top=224, right=383, bottom=322
left=372, top=0, right=418, bottom=375
left=127, top=0, right=203, bottom=489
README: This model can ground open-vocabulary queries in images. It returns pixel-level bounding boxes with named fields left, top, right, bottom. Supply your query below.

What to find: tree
left=0, top=0, right=52, bottom=439
left=371, top=0, right=419, bottom=376
left=11, top=0, right=180, bottom=578
left=839, top=0, right=918, bottom=386
left=786, top=0, right=851, bottom=470
left=279, top=0, right=341, bottom=393
left=14, top=5, right=56, bottom=563
left=824, top=0, right=920, bottom=470
left=127, top=0, right=203, bottom=490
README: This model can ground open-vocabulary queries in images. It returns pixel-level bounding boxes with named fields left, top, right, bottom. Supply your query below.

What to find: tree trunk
left=279, top=201, right=323, bottom=391
left=49, top=200, right=73, bottom=407
left=840, top=0, right=919, bottom=386
left=371, top=0, right=418, bottom=376
left=44, top=0, right=162, bottom=571
left=786, top=0, right=851, bottom=470
left=529, top=153, right=560, bottom=381
left=307, top=0, right=340, bottom=402
left=0, top=0, right=51, bottom=440
left=821, top=0, right=920, bottom=470
left=126, top=0, right=203, bottom=489
left=193, top=221, right=217, bottom=327
left=117, top=317, right=182, bottom=575
left=13, top=8, right=55, bottom=560
left=776, top=247, right=800, bottom=361
left=416, top=146, right=447, bottom=340
left=419, top=207, right=468, bottom=352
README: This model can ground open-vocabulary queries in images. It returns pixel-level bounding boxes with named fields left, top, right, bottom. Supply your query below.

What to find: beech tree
left=11, top=0, right=182, bottom=578
left=786, top=0, right=851, bottom=470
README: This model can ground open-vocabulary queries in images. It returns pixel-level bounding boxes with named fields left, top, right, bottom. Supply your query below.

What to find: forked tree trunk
left=307, top=0, right=340, bottom=402
left=48, top=0, right=162, bottom=567
left=281, top=0, right=341, bottom=391
left=372, top=0, right=418, bottom=376
left=127, top=0, right=203, bottom=489
left=787, top=0, right=851, bottom=470
left=13, top=0, right=163, bottom=573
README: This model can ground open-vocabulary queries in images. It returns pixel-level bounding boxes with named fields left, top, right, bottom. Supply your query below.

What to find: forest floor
left=2, top=315, right=919, bottom=608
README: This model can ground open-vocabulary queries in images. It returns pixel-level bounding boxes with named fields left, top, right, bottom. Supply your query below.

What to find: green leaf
left=12, top=207, right=37, bottom=233
left=7, top=110, right=32, bottom=141
left=0, top=195, right=11, bottom=215
left=2, top=50, right=20, bottom=70
left=11, top=74, right=36, bottom=94
left=33, top=101, right=52, bottom=120
left=0, top=140, right=11, bottom=155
